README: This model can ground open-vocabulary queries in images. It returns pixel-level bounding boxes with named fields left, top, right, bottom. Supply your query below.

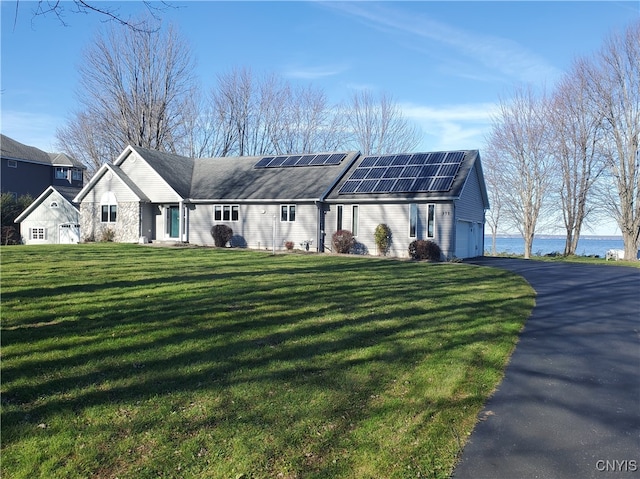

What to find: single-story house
left=74, top=145, right=489, bottom=259
left=15, top=186, right=81, bottom=244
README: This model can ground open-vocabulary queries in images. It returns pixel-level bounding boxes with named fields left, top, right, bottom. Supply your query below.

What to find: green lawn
left=1, top=244, right=534, bottom=479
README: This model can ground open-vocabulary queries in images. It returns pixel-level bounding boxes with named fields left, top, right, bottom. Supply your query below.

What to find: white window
left=72, top=169, right=83, bottom=181
left=281, top=205, right=296, bottom=222
left=409, top=204, right=418, bottom=238
left=100, top=192, right=117, bottom=223
left=427, top=204, right=435, bottom=238
left=214, top=204, right=239, bottom=222
left=351, top=205, right=359, bottom=236
left=7, top=160, right=17, bottom=168
left=30, top=228, right=47, bottom=240
left=55, top=167, right=67, bottom=180
left=50, top=201, right=59, bottom=208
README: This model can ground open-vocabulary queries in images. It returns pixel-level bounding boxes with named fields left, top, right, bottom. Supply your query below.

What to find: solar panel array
left=254, top=152, right=348, bottom=169
left=338, top=151, right=466, bottom=195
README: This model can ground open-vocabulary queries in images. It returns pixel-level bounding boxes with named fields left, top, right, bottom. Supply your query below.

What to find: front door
left=168, top=206, right=180, bottom=239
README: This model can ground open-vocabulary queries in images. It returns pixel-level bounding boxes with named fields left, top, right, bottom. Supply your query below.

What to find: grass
left=1, top=244, right=535, bottom=479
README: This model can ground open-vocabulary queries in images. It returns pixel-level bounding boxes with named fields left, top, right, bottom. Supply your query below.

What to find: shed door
left=59, top=224, right=80, bottom=244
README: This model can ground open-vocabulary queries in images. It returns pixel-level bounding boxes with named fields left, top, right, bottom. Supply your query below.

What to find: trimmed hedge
left=409, top=239, right=442, bottom=261
left=332, top=230, right=355, bottom=254
left=211, top=224, right=233, bottom=247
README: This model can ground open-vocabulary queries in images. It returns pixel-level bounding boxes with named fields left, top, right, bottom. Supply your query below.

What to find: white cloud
left=401, top=102, right=498, bottom=151
left=283, top=64, right=349, bottom=80
left=325, top=3, right=562, bottom=85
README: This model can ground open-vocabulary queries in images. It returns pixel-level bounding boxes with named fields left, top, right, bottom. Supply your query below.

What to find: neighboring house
left=74, top=145, right=489, bottom=259
left=1, top=134, right=86, bottom=199
left=14, top=186, right=81, bottom=244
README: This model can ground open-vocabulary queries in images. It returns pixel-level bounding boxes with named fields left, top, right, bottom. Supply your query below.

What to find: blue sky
left=2, top=0, right=637, bottom=155
left=2, top=1, right=637, bottom=235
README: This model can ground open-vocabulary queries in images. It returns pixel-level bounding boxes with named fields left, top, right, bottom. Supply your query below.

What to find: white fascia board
left=188, top=198, right=319, bottom=204
left=14, top=186, right=55, bottom=223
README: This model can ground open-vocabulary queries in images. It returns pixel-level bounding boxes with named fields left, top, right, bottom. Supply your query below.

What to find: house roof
left=15, top=186, right=80, bottom=223
left=78, top=145, right=488, bottom=207
left=1, top=134, right=86, bottom=169
left=325, top=149, right=489, bottom=206
left=125, top=146, right=194, bottom=199
left=189, top=152, right=359, bottom=201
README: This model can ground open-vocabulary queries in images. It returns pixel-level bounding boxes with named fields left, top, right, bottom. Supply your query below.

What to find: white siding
left=81, top=172, right=139, bottom=203
left=453, top=164, right=486, bottom=258
left=455, top=164, right=485, bottom=223
left=188, top=202, right=320, bottom=251
left=20, top=190, right=79, bottom=245
left=119, top=153, right=182, bottom=203
left=324, top=202, right=454, bottom=258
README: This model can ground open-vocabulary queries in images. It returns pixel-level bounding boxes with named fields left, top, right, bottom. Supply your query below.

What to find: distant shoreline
left=490, top=234, right=623, bottom=241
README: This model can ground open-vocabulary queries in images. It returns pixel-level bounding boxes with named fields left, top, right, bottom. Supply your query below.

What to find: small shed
left=15, top=186, right=81, bottom=244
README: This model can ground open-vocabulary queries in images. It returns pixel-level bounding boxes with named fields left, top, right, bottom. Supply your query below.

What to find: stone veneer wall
left=80, top=202, right=140, bottom=243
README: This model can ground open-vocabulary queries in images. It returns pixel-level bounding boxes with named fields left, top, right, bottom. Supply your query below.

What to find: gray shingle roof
left=1, top=134, right=86, bottom=169
left=128, top=146, right=194, bottom=199
left=190, top=152, right=359, bottom=201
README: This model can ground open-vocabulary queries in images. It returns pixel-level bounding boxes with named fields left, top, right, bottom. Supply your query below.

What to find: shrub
left=99, top=228, right=115, bottom=242
left=408, top=240, right=442, bottom=261
left=374, top=224, right=392, bottom=256
left=332, top=229, right=355, bottom=254
left=284, top=241, right=294, bottom=251
left=211, top=224, right=233, bottom=247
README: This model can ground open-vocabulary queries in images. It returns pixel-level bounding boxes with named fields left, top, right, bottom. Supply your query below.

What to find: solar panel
left=296, top=155, right=315, bottom=165
left=366, top=168, right=386, bottom=179
left=360, top=157, right=378, bottom=167
left=401, top=165, right=422, bottom=178
left=337, top=150, right=466, bottom=194
left=384, top=166, right=403, bottom=178
left=254, top=152, right=350, bottom=169
left=282, top=155, right=301, bottom=166
left=430, top=176, right=455, bottom=191
left=311, top=154, right=329, bottom=165
left=269, top=156, right=287, bottom=167
left=357, top=179, right=378, bottom=193
left=325, top=153, right=346, bottom=165
left=339, top=181, right=359, bottom=194
left=374, top=179, right=396, bottom=192
left=438, top=163, right=460, bottom=177
left=254, top=157, right=274, bottom=168
left=408, top=154, right=427, bottom=165
left=412, top=177, right=433, bottom=191
left=375, top=155, right=395, bottom=167
left=391, top=178, right=415, bottom=192
left=350, top=168, right=369, bottom=180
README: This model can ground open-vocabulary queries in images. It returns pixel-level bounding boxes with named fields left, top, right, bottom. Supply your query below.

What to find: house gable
left=116, top=146, right=192, bottom=202
left=15, top=186, right=79, bottom=223
left=74, top=163, right=147, bottom=204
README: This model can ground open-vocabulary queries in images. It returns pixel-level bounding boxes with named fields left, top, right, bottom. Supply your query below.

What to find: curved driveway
left=452, top=258, right=640, bottom=479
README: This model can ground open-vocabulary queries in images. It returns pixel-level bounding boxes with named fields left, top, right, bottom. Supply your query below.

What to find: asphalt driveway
left=452, top=258, right=640, bottom=479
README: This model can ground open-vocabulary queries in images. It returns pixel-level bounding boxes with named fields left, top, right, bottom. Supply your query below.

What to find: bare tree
left=581, top=20, right=640, bottom=260
left=347, top=90, right=421, bottom=155
left=56, top=20, right=198, bottom=170
left=15, top=1, right=170, bottom=31
left=206, top=68, right=348, bottom=157
left=550, top=60, right=606, bottom=255
left=487, top=86, right=556, bottom=259
left=482, top=146, right=504, bottom=256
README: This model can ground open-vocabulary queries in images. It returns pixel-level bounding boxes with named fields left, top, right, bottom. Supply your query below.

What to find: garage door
left=60, top=224, right=80, bottom=244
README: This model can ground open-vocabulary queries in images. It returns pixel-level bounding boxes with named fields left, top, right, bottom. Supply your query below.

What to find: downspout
left=179, top=200, right=185, bottom=243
